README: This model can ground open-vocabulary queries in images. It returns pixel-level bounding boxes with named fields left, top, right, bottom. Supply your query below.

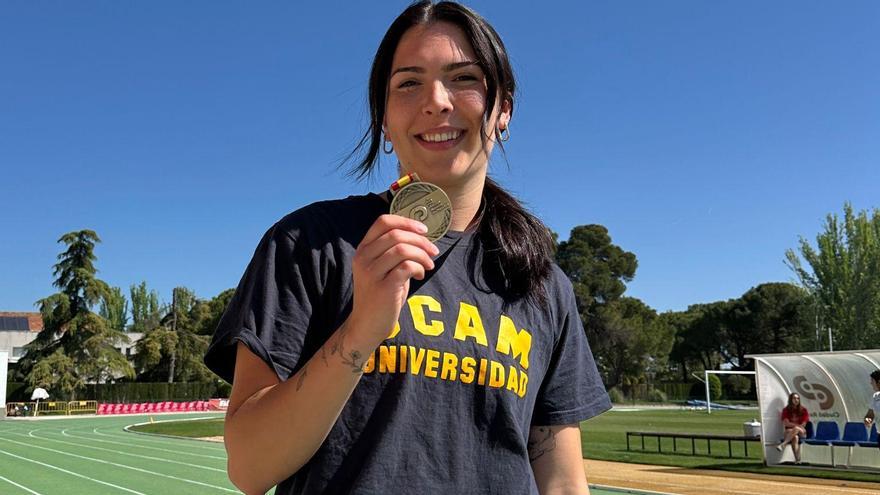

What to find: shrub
left=724, top=374, right=752, bottom=399
left=608, top=387, right=625, bottom=404
left=215, top=380, right=232, bottom=398
left=708, top=374, right=723, bottom=400
left=647, top=388, right=667, bottom=403
left=687, top=375, right=723, bottom=401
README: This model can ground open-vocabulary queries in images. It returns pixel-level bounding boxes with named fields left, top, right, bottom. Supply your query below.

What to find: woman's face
left=871, top=378, right=880, bottom=392
left=791, top=394, right=800, bottom=406
left=384, top=22, right=510, bottom=190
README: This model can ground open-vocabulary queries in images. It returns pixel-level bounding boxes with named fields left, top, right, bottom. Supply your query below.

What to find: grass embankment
left=582, top=408, right=880, bottom=483
left=130, top=417, right=224, bottom=438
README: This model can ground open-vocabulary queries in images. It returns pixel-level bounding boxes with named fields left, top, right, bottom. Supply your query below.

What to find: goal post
left=704, top=369, right=756, bottom=414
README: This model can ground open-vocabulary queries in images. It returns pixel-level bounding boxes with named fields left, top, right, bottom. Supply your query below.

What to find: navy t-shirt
left=205, top=193, right=610, bottom=494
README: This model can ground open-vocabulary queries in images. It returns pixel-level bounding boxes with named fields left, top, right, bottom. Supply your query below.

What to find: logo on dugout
left=793, top=375, right=835, bottom=410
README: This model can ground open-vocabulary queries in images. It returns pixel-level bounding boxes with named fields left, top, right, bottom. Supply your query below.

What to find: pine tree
left=19, top=230, right=133, bottom=399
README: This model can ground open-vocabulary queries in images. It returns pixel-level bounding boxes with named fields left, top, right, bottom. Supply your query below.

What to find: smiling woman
left=383, top=22, right=510, bottom=198
left=204, top=2, right=610, bottom=494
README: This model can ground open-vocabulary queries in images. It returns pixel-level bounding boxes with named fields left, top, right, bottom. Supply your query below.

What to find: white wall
left=0, top=331, right=38, bottom=363
left=1, top=351, right=8, bottom=410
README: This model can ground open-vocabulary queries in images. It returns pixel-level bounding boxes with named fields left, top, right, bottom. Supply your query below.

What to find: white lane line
left=0, top=449, right=145, bottom=495
left=59, top=428, right=227, bottom=460
left=23, top=429, right=224, bottom=472
left=91, top=426, right=226, bottom=452
left=3, top=436, right=237, bottom=493
left=0, top=474, right=44, bottom=495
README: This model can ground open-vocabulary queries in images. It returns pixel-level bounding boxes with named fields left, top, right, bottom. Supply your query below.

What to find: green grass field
left=131, top=417, right=224, bottom=438
left=581, top=408, right=880, bottom=483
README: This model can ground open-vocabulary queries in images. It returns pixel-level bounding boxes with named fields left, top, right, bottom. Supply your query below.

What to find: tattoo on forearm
left=528, top=427, right=557, bottom=462
left=296, top=363, right=308, bottom=391
left=320, top=339, right=329, bottom=367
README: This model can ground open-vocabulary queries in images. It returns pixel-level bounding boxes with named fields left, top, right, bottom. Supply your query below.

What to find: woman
left=777, top=392, right=810, bottom=463
left=864, top=369, right=880, bottom=451
left=205, top=2, right=610, bottom=494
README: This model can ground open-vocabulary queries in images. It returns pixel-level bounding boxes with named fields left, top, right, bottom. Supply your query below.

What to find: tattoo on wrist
left=330, top=323, right=365, bottom=374
left=528, top=427, right=557, bottom=462
left=342, top=350, right=365, bottom=374
left=295, top=323, right=365, bottom=391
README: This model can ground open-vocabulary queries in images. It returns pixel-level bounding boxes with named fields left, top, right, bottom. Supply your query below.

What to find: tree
left=785, top=203, right=880, bottom=350
left=99, top=286, right=129, bottom=333
left=597, top=297, right=675, bottom=391
left=668, top=302, right=728, bottom=377
left=556, top=225, right=639, bottom=387
left=669, top=284, right=814, bottom=382
left=130, top=281, right=162, bottom=334
left=19, top=230, right=133, bottom=398
left=722, top=283, right=813, bottom=365
left=26, top=349, right=82, bottom=399
left=134, top=286, right=212, bottom=383
left=660, top=310, right=699, bottom=382
left=197, top=288, right=235, bottom=336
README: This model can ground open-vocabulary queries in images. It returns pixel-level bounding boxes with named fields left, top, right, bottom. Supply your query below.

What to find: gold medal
left=389, top=173, right=452, bottom=243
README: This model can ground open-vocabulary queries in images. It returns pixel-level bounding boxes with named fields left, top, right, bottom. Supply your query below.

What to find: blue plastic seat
left=803, top=421, right=840, bottom=466
left=804, top=421, right=839, bottom=446
left=831, top=422, right=868, bottom=447
left=856, top=424, right=878, bottom=448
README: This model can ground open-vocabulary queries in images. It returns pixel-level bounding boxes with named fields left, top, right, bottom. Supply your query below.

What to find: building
left=0, top=311, right=141, bottom=364
left=0, top=312, right=42, bottom=363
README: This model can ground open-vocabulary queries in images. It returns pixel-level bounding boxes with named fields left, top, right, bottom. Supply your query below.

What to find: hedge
left=6, top=381, right=229, bottom=403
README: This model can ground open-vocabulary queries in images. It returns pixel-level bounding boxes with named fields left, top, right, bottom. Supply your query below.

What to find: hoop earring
left=383, top=137, right=394, bottom=154
left=498, top=125, right=510, bottom=142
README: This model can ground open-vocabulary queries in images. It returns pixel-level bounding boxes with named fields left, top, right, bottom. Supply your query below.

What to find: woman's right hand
left=347, top=214, right=439, bottom=345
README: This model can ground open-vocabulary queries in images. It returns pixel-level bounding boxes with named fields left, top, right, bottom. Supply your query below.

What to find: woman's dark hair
left=350, top=0, right=554, bottom=302
left=871, top=370, right=880, bottom=383
left=785, top=393, right=804, bottom=415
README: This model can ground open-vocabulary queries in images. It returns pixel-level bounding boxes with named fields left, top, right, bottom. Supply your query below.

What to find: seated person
left=777, top=392, right=809, bottom=463
left=864, top=369, right=880, bottom=450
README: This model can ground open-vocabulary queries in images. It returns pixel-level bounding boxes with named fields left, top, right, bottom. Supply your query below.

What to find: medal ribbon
left=389, top=172, right=420, bottom=196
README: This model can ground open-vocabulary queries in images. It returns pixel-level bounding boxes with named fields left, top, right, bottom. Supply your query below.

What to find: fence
left=5, top=381, right=229, bottom=403
left=5, top=400, right=98, bottom=416
left=68, top=400, right=98, bottom=415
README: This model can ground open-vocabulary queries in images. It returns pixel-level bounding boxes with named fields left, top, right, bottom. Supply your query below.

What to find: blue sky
left=2, top=1, right=878, bottom=315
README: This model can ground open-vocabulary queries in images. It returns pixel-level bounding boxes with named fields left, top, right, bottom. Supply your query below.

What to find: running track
left=0, top=413, right=267, bottom=495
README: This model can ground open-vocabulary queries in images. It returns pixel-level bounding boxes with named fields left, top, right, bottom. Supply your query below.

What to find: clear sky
left=2, top=1, right=878, bottom=315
